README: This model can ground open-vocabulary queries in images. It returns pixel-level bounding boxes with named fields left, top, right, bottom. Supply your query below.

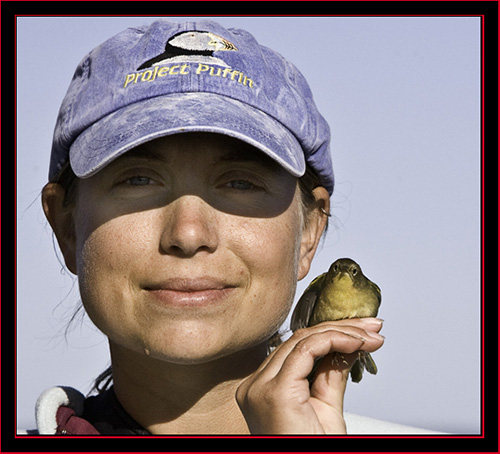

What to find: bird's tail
left=350, top=351, right=378, bottom=383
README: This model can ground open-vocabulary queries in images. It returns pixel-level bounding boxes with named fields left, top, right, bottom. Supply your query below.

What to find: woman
left=37, top=19, right=384, bottom=435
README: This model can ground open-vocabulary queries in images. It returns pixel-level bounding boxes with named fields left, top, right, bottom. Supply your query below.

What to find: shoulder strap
left=36, top=386, right=100, bottom=435
left=56, top=405, right=100, bottom=435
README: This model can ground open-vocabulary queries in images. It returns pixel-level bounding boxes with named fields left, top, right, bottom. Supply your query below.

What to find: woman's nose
left=160, top=196, right=219, bottom=257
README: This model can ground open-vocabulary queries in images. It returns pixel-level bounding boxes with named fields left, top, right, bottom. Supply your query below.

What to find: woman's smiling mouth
left=143, top=278, right=239, bottom=307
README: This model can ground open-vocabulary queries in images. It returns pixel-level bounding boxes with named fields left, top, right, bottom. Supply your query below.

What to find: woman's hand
left=235, top=318, right=384, bottom=434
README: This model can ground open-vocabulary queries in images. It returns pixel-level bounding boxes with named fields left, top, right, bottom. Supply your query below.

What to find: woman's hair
left=49, top=156, right=329, bottom=395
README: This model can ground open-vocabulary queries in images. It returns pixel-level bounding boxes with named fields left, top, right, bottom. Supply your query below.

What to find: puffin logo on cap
left=124, top=30, right=253, bottom=89
left=138, top=31, right=238, bottom=70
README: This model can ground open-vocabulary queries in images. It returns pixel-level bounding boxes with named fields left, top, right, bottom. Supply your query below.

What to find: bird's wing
left=290, top=273, right=326, bottom=330
left=371, top=280, right=382, bottom=305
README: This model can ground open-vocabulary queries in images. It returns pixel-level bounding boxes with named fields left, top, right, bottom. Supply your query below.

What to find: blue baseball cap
left=50, top=20, right=334, bottom=194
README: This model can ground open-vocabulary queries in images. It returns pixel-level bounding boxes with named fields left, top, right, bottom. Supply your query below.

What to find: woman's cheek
left=227, top=215, right=302, bottom=334
left=74, top=217, right=145, bottom=335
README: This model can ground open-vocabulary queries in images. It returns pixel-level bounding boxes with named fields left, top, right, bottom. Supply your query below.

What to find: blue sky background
left=17, top=16, right=481, bottom=433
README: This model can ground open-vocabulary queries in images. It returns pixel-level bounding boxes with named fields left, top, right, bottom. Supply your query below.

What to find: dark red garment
left=56, top=406, right=100, bottom=435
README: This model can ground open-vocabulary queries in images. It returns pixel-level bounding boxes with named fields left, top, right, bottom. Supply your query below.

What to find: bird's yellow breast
left=309, top=274, right=379, bottom=325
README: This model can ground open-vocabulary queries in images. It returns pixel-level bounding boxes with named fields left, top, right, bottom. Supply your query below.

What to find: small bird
left=290, top=258, right=381, bottom=383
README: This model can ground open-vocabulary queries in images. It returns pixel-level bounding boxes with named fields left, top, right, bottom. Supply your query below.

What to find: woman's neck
left=109, top=341, right=268, bottom=434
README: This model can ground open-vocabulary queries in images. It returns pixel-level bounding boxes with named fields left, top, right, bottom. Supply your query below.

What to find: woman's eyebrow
left=119, top=147, right=283, bottom=174
left=119, top=148, right=168, bottom=163
left=214, top=150, right=282, bottom=174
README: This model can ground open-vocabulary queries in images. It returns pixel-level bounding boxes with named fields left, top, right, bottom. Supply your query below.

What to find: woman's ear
left=42, top=183, right=77, bottom=274
left=297, top=186, right=330, bottom=281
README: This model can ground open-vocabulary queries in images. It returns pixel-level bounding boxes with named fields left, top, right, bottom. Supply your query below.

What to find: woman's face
left=59, top=133, right=322, bottom=364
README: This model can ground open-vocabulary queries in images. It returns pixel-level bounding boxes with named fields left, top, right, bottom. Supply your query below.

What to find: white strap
left=35, top=386, right=86, bottom=435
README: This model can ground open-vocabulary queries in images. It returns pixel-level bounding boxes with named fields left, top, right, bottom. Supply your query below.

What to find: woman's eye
left=124, top=176, right=155, bottom=186
left=226, top=180, right=257, bottom=191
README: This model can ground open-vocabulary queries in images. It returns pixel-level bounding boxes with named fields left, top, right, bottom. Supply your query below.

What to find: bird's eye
left=333, top=264, right=339, bottom=272
left=352, top=267, right=358, bottom=276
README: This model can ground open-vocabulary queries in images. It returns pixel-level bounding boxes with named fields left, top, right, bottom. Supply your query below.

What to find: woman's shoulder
left=23, top=386, right=99, bottom=435
left=23, top=386, right=148, bottom=435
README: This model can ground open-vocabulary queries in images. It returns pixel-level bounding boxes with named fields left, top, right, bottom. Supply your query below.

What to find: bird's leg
left=332, top=352, right=349, bottom=367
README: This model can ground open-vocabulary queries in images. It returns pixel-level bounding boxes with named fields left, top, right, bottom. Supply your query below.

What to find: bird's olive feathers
left=290, top=258, right=381, bottom=382
left=290, top=272, right=326, bottom=330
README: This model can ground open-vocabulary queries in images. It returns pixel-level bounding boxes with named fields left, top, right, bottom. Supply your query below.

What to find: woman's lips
left=143, top=278, right=238, bottom=307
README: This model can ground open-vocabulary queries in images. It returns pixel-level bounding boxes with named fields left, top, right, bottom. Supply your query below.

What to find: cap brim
left=70, top=92, right=306, bottom=179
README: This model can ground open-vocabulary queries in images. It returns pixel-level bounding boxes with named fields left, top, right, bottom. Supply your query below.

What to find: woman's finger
left=263, top=319, right=383, bottom=377
left=271, top=329, right=369, bottom=384
left=310, top=351, right=359, bottom=411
